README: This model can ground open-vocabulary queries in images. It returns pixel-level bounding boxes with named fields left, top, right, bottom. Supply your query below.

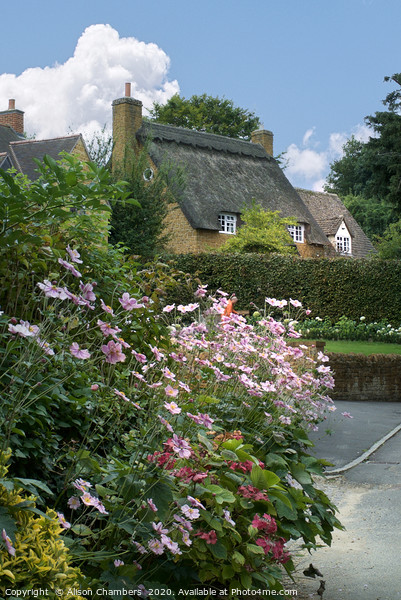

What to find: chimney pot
left=8, top=99, right=15, bottom=110
left=125, top=83, right=131, bottom=97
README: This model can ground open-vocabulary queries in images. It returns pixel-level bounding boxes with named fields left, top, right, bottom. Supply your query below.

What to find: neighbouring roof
left=0, top=152, right=12, bottom=171
left=137, top=122, right=331, bottom=247
left=297, top=189, right=377, bottom=258
left=8, top=135, right=84, bottom=180
left=0, top=124, right=23, bottom=154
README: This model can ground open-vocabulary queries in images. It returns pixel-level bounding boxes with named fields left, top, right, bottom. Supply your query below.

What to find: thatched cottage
left=112, top=85, right=337, bottom=258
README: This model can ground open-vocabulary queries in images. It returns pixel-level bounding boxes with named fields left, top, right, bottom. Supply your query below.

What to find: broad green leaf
left=232, top=551, right=245, bottom=565
left=246, top=543, right=265, bottom=555
left=291, top=464, right=312, bottom=485
left=13, top=478, right=53, bottom=496
left=268, top=488, right=293, bottom=509
left=250, top=465, right=280, bottom=489
left=210, top=541, right=227, bottom=559
left=240, top=572, right=252, bottom=588
left=71, top=524, right=92, bottom=536
left=222, top=564, right=235, bottom=579
left=205, top=484, right=235, bottom=503
left=221, top=449, right=239, bottom=461
left=0, top=507, right=17, bottom=539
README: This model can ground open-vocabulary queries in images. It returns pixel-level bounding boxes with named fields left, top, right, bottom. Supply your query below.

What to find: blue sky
left=1, top=0, right=401, bottom=190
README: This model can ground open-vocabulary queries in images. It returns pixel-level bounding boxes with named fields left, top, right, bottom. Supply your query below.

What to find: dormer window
left=335, top=220, right=352, bottom=255
left=219, top=213, right=237, bottom=234
left=287, top=224, right=304, bottom=243
left=336, top=235, right=351, bottom=254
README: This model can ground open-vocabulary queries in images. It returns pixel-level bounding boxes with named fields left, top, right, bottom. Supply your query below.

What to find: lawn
left=314, top=339, right=401, bottom=355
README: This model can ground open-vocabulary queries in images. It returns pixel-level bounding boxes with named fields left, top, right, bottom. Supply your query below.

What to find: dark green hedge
left=164, top=253, right=401, bottom=323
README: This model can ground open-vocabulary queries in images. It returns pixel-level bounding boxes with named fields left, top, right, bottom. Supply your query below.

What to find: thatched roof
left=297, top=188, right=376, bottom=258
left=137, top=122, right=331, bottom=247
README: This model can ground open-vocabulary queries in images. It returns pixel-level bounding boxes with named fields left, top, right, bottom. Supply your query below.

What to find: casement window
left=336, top=235, right=351, bottom=254
left=218, top=213, right=237, bottom=234
left=287, top=224, right=304, bottom=243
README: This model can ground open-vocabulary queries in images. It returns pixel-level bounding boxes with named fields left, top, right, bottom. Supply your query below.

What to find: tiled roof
left=0, top=124, right=23, bottom=154
left=137, top=122, right=331, bottom=247
left=9, top=135, right=82, bottom=180
left=297, top=189, right=376, bottom=258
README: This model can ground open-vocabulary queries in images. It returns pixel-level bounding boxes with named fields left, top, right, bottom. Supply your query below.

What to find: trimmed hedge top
left=165, top=253, right=401, bottom=323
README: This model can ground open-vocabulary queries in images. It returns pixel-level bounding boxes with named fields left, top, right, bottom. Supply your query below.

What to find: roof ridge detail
left=9, top=134, right=82, bottom=146
left=138, top=122, right=270, bottom=159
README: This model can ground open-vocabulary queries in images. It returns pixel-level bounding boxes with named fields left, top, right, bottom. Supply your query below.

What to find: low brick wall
left=327, top=352, right=401, bottom=402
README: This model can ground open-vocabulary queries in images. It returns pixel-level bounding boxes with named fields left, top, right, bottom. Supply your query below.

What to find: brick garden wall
left=327, top=352, right=401, bottom=402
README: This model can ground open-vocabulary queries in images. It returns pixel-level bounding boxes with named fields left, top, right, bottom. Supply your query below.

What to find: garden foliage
left=166, top=252, right=401, bottom=323
left=0, top=155, right=341, bottom=597
left=295, top=315, right=401, bottom=344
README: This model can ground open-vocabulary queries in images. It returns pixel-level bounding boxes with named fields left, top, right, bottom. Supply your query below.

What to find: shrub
left=1, top=256, right=341, bottom=595
left=0, top=450, right=85, bottom=597
left=165, top=253, right=401, bottom=323
left=296, top=314, right=401, bottom=343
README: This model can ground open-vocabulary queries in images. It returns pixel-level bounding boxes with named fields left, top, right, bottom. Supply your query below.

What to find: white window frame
left=218, top=213, right=237, bottom=234
left=287, top=224, right=304, bottom=243
left=336, top=235, right=351, bottom=254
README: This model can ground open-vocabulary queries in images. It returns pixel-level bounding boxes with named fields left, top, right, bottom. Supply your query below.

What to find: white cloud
left=0, top=24, right=180, bottom=139
left=328, top=132, right=348, bottom=157
left=284, top=143, right=328, bottom=179
left=283, top=121, right=375, bottom=191
left=352, top=122, right=372, bottom=143
left=302, top=127, right=315, bottom=146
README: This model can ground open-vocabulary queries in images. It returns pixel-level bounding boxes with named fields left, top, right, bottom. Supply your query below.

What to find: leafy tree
left=325, top=136, right=371, bottom=197
left=150, top=93, right=261, bottom=140
left=375, top=219, right=401, bottom=259
left=325, top=73, right=401, bottom=226
left=109, top=143, right=184, bottom=258
left=218, top=201, right=297, bottom=254
left=341, top=194, right=394, bottom=239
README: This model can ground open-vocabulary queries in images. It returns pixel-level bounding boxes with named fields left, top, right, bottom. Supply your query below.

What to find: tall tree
left=325, top=73, right=401, bottom=218
left=341, top=194, right=394, bottom=239
left=150, top=93, right=261, bottom=140
left=109, top=143, right=184, bottom=258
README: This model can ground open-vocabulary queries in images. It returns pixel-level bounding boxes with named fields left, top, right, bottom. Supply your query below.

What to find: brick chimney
left=112, top=83, right=143, bottom=174
left=0, top=99, right=24, bottom=135
left=251, top=129, right=273, bottom=157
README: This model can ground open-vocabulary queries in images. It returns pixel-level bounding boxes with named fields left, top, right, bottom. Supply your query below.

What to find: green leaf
left=222, top=564, right=235, bottom=579
left=65, top=172, right=78, bottom=186
left=221, top=439, right=243, bottom=451
left=95, top=484, right=116, bottom=497
left=221, top=449, right=239, bottom=461
left=210, top=541, right=227, bottom=559
left=268, top=488, right=293, bottom=509
left=240, top=572, right=252, bottom=588
left=291, top=464, right=312, bottom=485
left=250, top=465, right=280, bottom=489
left=198, top=433, right=214, bottom=451
left=232, top=551, right=245, bottom=565
left=202, top=512, right=223, bottom=532
left=246, top=543, right=265, bottom=555
left=0, top=507, right=17, bottom=539
left=205, top=484, right=235, bottom=504
left=11, top=428, right=26, bottom=437
left=71, top=524, right=93, bottom=536
left=13, top=478, right=53, bottom=496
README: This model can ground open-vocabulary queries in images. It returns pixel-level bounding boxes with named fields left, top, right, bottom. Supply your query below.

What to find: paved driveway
left=289, top=401, right=401, bottom=600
